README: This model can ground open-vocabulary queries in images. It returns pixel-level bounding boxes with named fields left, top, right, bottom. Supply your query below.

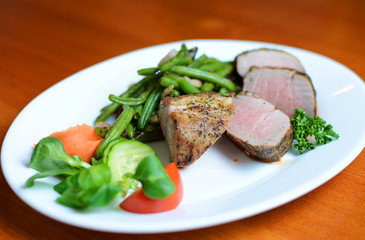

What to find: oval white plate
left=2, top=39, right=365, bottom=234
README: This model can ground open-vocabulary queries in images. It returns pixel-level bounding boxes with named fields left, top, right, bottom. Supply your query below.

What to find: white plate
left=2, top=39, right=365, bottom=234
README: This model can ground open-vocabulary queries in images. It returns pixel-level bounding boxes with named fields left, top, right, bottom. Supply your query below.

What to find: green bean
left=215, top=63, right=233, bottom=77
left=134, top=105, right=143, bottom=119
left=95, top=76, right=154, bottom=123
left=166, top=73, right=201, bottom=93
left=169, top=89, right=180, bottom=97
left=137, top=67, right=158, bottom=76
left=108, top=95, right=145, bottom=105
left=98, top=104, right=109, bottom=113
left=160, top=76, right=179, bottom=88
left=137, top=85, right=164, bottom=130
left=95, top=106, right=134, bottom=159
left=95, top=104, right=119, bottom=123
left=95, top=127, right=108, bottom=138
left=108, top=82, right=157, bottom=105
left=199, top=61, right=228, bottom=72
left=159, top=45, right=193, bottom=72
left=123, top=76, right=156, bottom=97
left=126, top=123, right=135, bottom=139
left=160, top=56, right=192, bottom=72
left=219, top=87, right=229, bottom=96
left=175, top=76, right=201, bottom=94
left=201, top=82, right=215, bottom=92
left=205, top=57, right=220, bottom=64
left=102, top=44, right=190, bottom=120
left=169, top=66, right=238, bottom=92
left=188, top=54, right=208, bottom=68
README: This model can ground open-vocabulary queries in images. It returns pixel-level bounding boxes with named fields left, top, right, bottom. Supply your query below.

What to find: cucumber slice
left=100, top=137, right=126, bottom=164
left=105, top=140, right=155, bottom=184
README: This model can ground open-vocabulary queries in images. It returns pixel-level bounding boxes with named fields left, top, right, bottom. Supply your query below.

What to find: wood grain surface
left=1, top=0, right=364, bottom=239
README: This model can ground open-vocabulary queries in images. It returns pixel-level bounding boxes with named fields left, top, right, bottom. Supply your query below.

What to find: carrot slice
left=50, top=124, right=102, bottom=163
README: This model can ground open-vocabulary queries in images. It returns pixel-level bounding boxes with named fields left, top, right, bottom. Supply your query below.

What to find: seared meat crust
left=158, top=92, right=234, bottom=167
left=228, top=123, right=293, bottom=162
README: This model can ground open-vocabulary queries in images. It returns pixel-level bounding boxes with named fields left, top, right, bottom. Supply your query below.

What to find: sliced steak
left=227, top=91, right=293, bottom=162
left=158, top=92, right=235, bottom=167
left=242, top=67, right=317, bottom=117
left=235, top=48, right=305, bottom=77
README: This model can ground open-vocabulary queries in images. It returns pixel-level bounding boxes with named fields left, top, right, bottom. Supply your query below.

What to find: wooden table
left=1, top=0, right=364, bottom=239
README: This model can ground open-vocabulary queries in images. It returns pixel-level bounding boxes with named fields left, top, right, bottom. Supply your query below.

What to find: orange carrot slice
left=50, top=124, right=102, bottom=163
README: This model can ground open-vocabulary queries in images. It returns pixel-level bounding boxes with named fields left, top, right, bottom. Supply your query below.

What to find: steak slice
left=242, top=67, right=317, bottom=117
left=235, top=48, right=305, bottom=77
left=227, top=91, right=293, bottom=162
left=158, top=92, right=234, bottom=167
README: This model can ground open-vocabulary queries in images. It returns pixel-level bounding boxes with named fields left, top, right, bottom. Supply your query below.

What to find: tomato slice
left=120, top=162, right=183, bottom=213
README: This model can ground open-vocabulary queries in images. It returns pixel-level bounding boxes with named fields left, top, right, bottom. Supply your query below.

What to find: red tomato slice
left=120, top=162, right=183, bottom=214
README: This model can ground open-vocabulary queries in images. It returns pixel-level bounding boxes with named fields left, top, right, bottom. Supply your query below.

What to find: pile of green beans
left=94, top=44, right=238, bottom=157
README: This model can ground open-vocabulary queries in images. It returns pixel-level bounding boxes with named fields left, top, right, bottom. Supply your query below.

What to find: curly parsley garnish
left=291, top=108, right=340, bottom=154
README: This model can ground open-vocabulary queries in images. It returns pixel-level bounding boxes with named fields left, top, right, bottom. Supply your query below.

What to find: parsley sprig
left=291, top=108, right=340, bottom=154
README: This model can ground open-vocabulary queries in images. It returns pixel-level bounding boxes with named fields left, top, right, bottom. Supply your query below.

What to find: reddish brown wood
left=1, top=0, right=364, bottom=239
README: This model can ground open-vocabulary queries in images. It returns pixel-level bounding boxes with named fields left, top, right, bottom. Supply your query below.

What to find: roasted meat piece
left=235, top=48, right=305, bottom=77
left=158, top=92, right=235, bottom=167
left=242, top=67, right=317, bottom=117
left=227, top=91, right=293, bottom=162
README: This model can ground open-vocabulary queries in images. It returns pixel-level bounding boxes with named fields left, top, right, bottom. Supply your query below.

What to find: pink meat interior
left=228, top=94, right=290, bottom=146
